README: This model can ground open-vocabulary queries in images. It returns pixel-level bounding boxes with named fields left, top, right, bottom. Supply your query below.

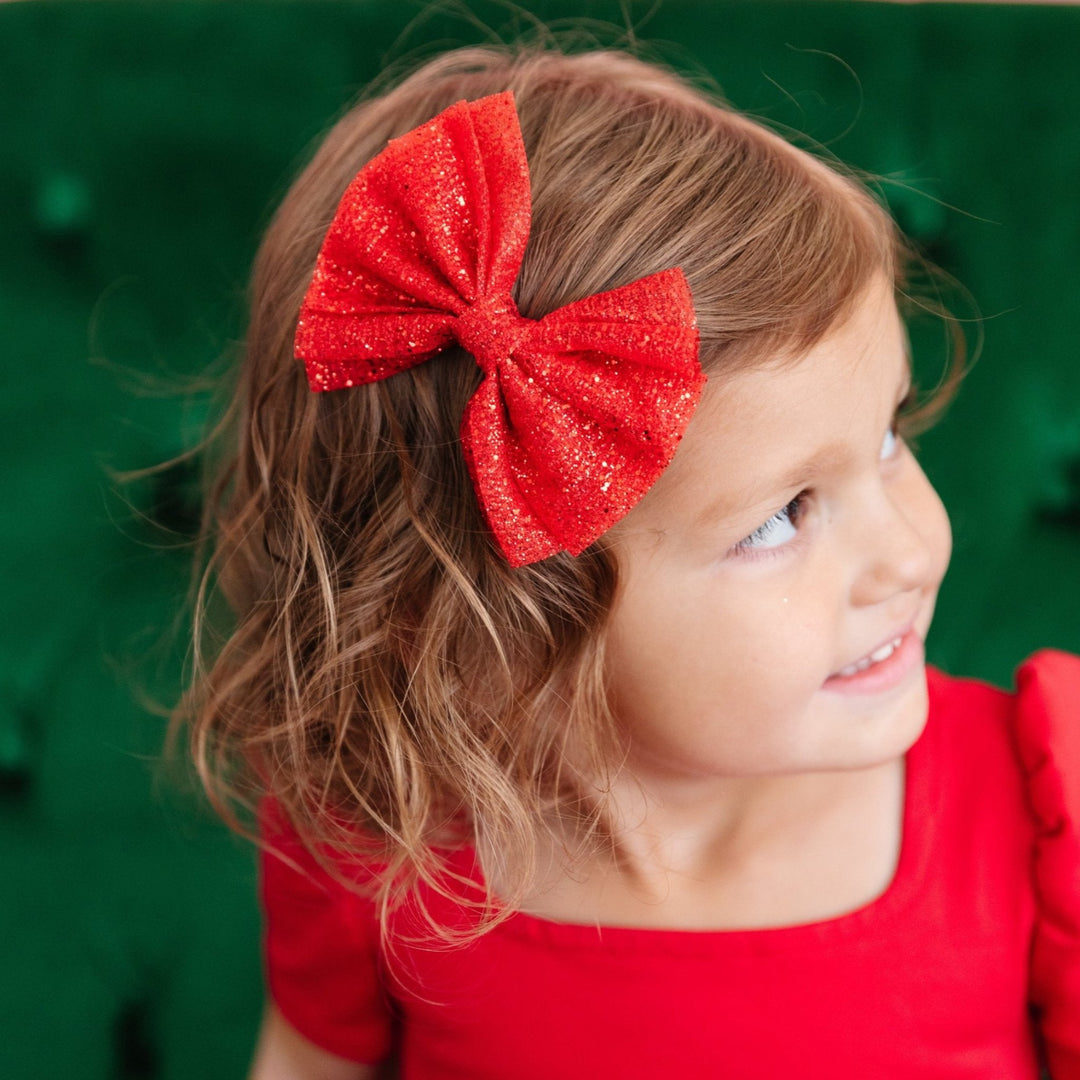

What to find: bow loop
left=295, top=92, right=704, bottom=566
left=453, top=293, right=530, bottom=375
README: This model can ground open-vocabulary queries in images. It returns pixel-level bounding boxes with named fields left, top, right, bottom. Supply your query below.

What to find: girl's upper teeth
left=836, top=636, right=902, bottom=678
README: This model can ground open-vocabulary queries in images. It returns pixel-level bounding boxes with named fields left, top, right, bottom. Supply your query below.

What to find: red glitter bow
left=295, top=91, right=703, bottom=566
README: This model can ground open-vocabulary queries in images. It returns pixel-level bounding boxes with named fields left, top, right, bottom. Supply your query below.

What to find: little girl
left=179, top=45, right=1080, bottom=1078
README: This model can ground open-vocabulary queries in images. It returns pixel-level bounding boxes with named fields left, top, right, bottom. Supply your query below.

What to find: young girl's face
left=605, top=276, right=952, bottom=786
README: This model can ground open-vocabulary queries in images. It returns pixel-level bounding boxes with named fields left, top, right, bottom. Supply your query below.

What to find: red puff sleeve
left=1014, top=650, right=1080, bottom=1077
left=257, top=799, right=394, bottom=1064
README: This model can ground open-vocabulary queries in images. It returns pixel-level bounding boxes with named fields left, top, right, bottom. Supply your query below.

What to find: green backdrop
left=1, top=1, right=1078, bottom=1076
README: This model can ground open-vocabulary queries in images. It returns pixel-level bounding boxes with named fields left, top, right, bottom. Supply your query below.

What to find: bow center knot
left=453, top=293, right=530, bottom=375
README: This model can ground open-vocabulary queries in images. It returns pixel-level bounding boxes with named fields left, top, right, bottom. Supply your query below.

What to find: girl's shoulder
left=929, top=649, right=1080, bottom=1072
left=921, top=652, right=1076, bottom=818
left=925, top=649, right=1080, bottom=850
left=256, top=797, right=399, bottom=1064
left=926, top=648, right=1080, bottom=760
left=1008, top=649, right=1080, bottom=825
left=1012, top=650, right=1080, bottom=1072
left=1004, top=653, right=1080, bottom=1003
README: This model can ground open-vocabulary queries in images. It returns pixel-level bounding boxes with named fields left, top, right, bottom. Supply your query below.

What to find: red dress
left=259, top=651, right=1080, bottom=1078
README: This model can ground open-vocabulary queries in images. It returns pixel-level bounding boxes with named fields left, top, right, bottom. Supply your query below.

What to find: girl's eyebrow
left=693, top=368, right=912, bottom=532
left=694, top=443, right=851, bottom=531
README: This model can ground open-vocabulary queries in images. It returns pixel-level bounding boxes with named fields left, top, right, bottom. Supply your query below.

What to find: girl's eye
left=882, top=389, right=915, bottom=460
left=880, top=426, right=899, bottom=461
left=733, top=495, right=805, bottom=553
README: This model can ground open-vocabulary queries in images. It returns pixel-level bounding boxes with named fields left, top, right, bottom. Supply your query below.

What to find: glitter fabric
left=295, top=92, right=703, bottom=566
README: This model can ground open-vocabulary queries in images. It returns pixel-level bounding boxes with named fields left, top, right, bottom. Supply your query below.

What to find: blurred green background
left=1, top=1, right=1078, bottom=1076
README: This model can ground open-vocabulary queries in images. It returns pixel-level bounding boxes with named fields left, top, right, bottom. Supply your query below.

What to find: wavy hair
left=174, top=45, right=956, bottom=933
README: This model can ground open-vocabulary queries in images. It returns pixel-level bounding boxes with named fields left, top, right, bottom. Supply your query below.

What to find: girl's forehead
left=624, top=278, right=907, bottom=530
left=701, top=275, right=902, bottom=423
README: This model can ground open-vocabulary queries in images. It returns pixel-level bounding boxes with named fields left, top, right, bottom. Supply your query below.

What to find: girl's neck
left=511, top=759, right=906, bottom=931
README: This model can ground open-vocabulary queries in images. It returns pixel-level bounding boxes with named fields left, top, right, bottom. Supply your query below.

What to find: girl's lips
left=822, top=629, right=924, bottom=695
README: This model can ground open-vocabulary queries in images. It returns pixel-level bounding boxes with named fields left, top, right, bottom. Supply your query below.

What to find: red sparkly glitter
left=295, top=92, right=703, bottom=566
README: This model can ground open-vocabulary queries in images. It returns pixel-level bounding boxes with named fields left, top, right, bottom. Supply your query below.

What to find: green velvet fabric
left=1, top=2, right=1077, bottom=1076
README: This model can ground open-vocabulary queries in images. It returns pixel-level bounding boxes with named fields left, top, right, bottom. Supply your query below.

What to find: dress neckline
left=481, top=671, right=942, bottom=952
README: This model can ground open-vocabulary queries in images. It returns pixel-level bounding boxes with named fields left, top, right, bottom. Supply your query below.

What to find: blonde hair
left=175, top=45, right=943, bottom=929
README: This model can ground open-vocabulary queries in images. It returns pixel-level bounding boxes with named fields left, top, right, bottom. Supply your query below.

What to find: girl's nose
left=848, top=467, right=948, bottom=609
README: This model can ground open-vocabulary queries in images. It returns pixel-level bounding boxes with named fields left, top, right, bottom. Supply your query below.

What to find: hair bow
left=295, top=91, right=703, bottom=566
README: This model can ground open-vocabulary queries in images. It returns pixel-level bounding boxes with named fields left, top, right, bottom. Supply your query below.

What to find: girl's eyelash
left=894, top=387, right=919, bottom=437
left=881, top=389, right=917, bottom=457
left=732, top=493, right=808, bottom=554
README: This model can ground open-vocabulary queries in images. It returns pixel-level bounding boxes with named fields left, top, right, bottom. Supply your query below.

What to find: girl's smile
left=823, top=626, right=924, bottom=694
left=605, top=276, right=953, bottom=786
